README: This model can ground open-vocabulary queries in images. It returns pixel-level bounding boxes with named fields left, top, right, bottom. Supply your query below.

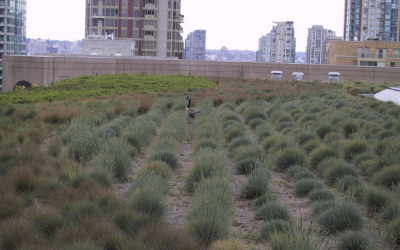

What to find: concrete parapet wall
left=2, top=55, right=400, bottom=92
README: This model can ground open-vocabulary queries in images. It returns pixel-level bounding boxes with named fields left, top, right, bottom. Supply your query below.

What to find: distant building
left=257, top=21, right=296, bottom=63
left=327, top=40, right=400, bottom=67
left=306, top=25, right=341, bottom=64
left=184, top=30, right=206, bottom=60
left=0, top=0, right=26, bottom=93
left=83, top=34, right=135, bottom=57
left=85, top=0, right=184, bottom=58
left=344, top=0, right=399, bottom=42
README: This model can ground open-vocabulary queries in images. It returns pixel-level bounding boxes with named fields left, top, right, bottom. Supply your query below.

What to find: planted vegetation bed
left=0, top=74, right=216, bottom=104
left=1, top=75, right=400, bottom=249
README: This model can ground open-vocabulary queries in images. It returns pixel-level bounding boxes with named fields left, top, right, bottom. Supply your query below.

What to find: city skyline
left=27, top=0, right=345, bottom=52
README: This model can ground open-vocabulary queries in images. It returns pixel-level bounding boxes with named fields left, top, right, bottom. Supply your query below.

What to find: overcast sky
left=27, top=0, right=344, bottom=52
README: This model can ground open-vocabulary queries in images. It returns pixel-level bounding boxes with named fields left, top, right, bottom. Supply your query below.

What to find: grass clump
left=269, top=230, right=322, bottom=250
left=309, top=146, right=339, bottom=170
left=210, top=239, right=246, bottom=250
left=274, top=148, right=306, bottom=172
left=373, top=165, right=400, bottom=189
left=294, top=178, right=324, bottom=197
left=228, top=136, right=254, bottom=153
left=242, top=167, right=271, bottom=199
left=342, top=121, right=359, bottom=138
left=317, top=202, right=363, bottom=234
left=363, top=186, right=391, bottom=212
left=388, top=217, right=400, bottom=245
left=259, top=219, right=294, bottom=239
left=129, top=187, right=166, bottom=218
left=255, top=201, right=292, bottom=221
left=343, top=139, right=368, bottom=162
left=140, top=161, right=172, bottom=180
left=147, top=148, right=179, bottom=171
left=381, top=203, right=400, bottom=223
left=312, top=200, right=337, bottom=216
left=235, top=157, right=263, bottom=175
left=113, top=210, right=154, bottom=235
left=185, top=149, right=227, bottom=193
left=324, top=164, right=358, bottom=185
left=316, top=124, right=336, bottom=139
left=93, top=138, right=131, bottom=181
left=32, top=211, right=64, bottom=236
left=308, top=189, right=335, bottom=203
left=336, top=175, right=362, bottom=193
left=337, top=230, right=371, bottom=250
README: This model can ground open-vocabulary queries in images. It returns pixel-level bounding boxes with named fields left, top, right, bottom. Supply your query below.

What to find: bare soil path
left=165, top=122, right=193, bottom=228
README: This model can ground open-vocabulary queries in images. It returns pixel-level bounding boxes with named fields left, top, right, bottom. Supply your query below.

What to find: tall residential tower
left=0, top=0, right=26, bottom=93
left=184, top=30, right=206, bottom=60
left=344, top=0, right=399, bottom=42
left=256, top=21, right=296, bottom=63
left=85, top=0, right=184, bottom=58
left=306, top=25, right=339, bottom=64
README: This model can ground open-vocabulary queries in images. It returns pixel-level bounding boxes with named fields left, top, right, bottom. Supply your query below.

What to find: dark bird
left=186, top=96, right=200, bottom=119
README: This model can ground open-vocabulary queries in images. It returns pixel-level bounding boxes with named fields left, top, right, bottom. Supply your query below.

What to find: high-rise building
left=0, top=0, right=26, bottom=93
left=306, top=25, right=339, bottom=64
left=85, top=0, right=184, bottom=58
left=184, top=30, right=206, bottom=60
left=256, top=21, right=296, bottom=63
left=344, top=0, right=399, bottom=42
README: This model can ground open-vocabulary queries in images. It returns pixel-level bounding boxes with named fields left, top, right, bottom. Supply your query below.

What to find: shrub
left=324, top=164, right=358, bottom=185
left=336, top=175, right=362, bottom=193
left=388, top=217, right=400, bottom=245
left=32, top=211, right=64, bottom=236
left=373, top=165, right=400, bottom=189
left=294, top=178, right=324, bottom=197
left=337, top=230, right=371, bottom=250
left=242, top=167, right=271, bottom=199
left=259, top=219, right=294, bottom=239
left=363, top=186, right=391, bottom=212
left=148, top=148, right=179, bottom=170
left=235, top=157, right=263, bottom=175
left=343, top=140, right=368, bottom=162
left=275, top=148, right=306, bottom=172
left=308, top=189, right=335, bottom=203
left=381, top=203, right=400, bottom=223
left=255, top=201, right=292, bottom=221
left=309, top=147, right=339, bottom=169
left=317, top=202, right=363, bottom=234
left=129, top=187, right=166, bottom=218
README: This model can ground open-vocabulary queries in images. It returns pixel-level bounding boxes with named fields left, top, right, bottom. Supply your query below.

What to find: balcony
left=179, top=14, right=184, bottom=23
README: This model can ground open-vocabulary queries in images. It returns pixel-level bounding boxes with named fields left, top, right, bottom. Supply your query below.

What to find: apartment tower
left=184, top=30, right=206, bottom=60
left=257, top=21, right=296, bottom=63
left=0, top=0, right=26, bottom=93
left=344, top=0, right=399, bottom=41
left=85, top=0, right=184, bottom=58
left=306, top=25, right=338, bottom=64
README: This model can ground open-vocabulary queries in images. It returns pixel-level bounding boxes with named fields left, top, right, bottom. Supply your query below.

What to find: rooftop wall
left=2, top=55, right=400, bottom=92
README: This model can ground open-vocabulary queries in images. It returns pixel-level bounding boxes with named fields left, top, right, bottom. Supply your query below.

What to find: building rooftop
left=374, top=86, right=400, bottom=105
